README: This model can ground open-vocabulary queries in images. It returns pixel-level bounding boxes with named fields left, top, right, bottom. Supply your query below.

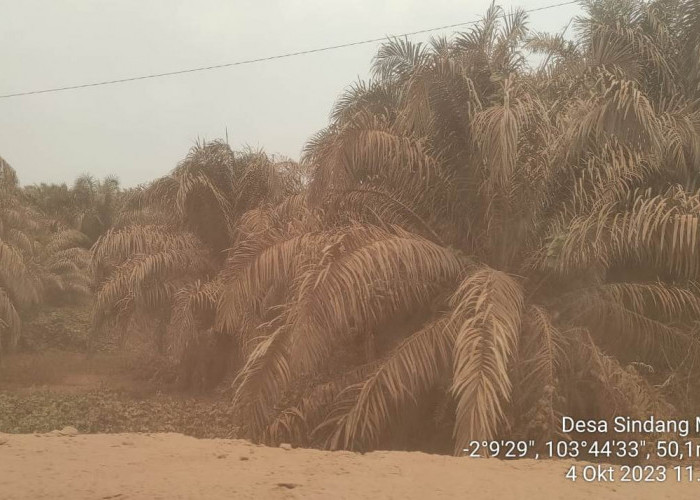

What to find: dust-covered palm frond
left=231, top=152, right=303, bottom=217
left=372, top=37, right=430, bottom=83
left=566, top=141, right=657, bottom=216
left=0, top=239, right=40, bottom=308
left=575, top=0, right=676, bottom=88
left=134, top=141, right=238, bottom=255
left=587, top=300, right=691, bottom=360
left=306, top=114, right=449, bottom=207
left=170, top=277, right=222, bottom=358
left=4, top=228, right=34, bottom=256
left=511, top=306, right=568, bottom=442
left=231, top=323, right=292, bottom=436
left=537, top=187, right=700, bottom=276
left=656, top=97, right=700, bottom=177
left=450, top=266, right=524, bottom=452
left=304, top=115, right=466, bottom=246
left=0, top=287, right=21, bottom=353
left=216, top=229, right=326, bottom=338
left=570, top=329, right=675, bottom=421
left=326, top=315, right=456, bottom=451
left=527, top=139, right=658, bottom=258
left=321, top=188, right=446, bottom=245
left=517, top=305, right=567, bottom=398
left=393, top=49, right=482, bottom=138
left=0, top=192, right=47, bottom=232
left=554, top=282, right=700, bottom=359
left=526, top=31, right=578, bottom=65
left=331, top=79, right=401, bottom=125
left=94, top=243, right=213, bottom=322
left=45, top=247, right=92, bottom=272
left=114, top=199, right=177, bottom=229
left=92, top=225, right=200, bottom=270
left=220, top=223, right=463, bottom=349
left=567, top=76, right=663, bottom=156
left=453, top=2, right=503, bottom=70
left=568, top=282, right=700, bottom=323
left=0, top=239, right=27, bottom=277
left=284, top=226, right=464, bottom=375
left=0, top=156, right=18, bottom=192
left=40, top=243, right=92, bottom=301
left=91, top=222, right=215, bottom=353
left=263, top=362, right=380, bottom=447
left=175, top=169, right=233, bottom=219
left=43, top=229, right=90, bottom=255
left=491, top=7, right=529, bottom=74
left=678, top=0, right=700, bottom=93
left=122, top=246, right=213, bottom=291
left=471, top=81, right=545, bottom=188
left=224, top=225, right=466, bottom=436
left=233, top=194, right=315, bottom=240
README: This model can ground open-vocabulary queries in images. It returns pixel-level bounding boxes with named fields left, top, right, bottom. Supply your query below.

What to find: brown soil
left=0, top=432, right=697, bottom=499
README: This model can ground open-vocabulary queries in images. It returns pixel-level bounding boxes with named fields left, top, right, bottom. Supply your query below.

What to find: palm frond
left=326, top=315, right=455, bottom=450
left=450, top=266, right=524, bottom=452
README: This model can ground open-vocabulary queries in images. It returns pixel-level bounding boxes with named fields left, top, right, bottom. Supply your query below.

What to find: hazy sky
left=0, top=0, right=581, bottom=187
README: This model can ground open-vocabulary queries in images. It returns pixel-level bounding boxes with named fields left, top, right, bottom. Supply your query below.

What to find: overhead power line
left=0, top=0, right=577, bottom=99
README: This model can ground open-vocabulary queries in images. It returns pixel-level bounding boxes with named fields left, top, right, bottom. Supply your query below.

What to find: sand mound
left=0, top=433, right=696, bottom=499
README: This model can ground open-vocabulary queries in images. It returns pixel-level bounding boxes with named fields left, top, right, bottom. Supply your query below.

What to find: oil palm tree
left=0, top=157, right=91, bottom=356
left=90, top=141, right=304, bottom=386
left=23, top=174, right=122, bottom=244
left=219, top=0, right=700, bottom=454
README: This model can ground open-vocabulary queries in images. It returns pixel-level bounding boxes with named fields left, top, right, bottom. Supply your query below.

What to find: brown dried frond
left=450, top=266, right=524, bottom=452
left=326, top=315, right=455, bottom=450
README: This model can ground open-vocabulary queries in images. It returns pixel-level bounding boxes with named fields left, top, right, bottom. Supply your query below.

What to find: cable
left=0, top=0, right=578, bottom=99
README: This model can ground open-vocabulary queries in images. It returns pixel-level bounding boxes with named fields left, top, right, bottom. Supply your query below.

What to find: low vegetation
left=0, top=350, right=239, bottom=438
left=0, top=390, right=238, bottom=438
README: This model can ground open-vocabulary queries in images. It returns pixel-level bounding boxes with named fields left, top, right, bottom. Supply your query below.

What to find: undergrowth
left=0, top=390, right=239, bottom=438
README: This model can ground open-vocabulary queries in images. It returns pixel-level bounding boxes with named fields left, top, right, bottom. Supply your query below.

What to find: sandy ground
left=1, top=433, right=698, bottom=499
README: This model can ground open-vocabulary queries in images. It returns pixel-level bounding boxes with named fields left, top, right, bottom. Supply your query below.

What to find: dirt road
left=0, top=432, right=697, bottom=499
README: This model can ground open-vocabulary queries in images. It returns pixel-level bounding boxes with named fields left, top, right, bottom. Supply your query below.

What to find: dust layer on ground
left=1, top=432, right=698, bottom=499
